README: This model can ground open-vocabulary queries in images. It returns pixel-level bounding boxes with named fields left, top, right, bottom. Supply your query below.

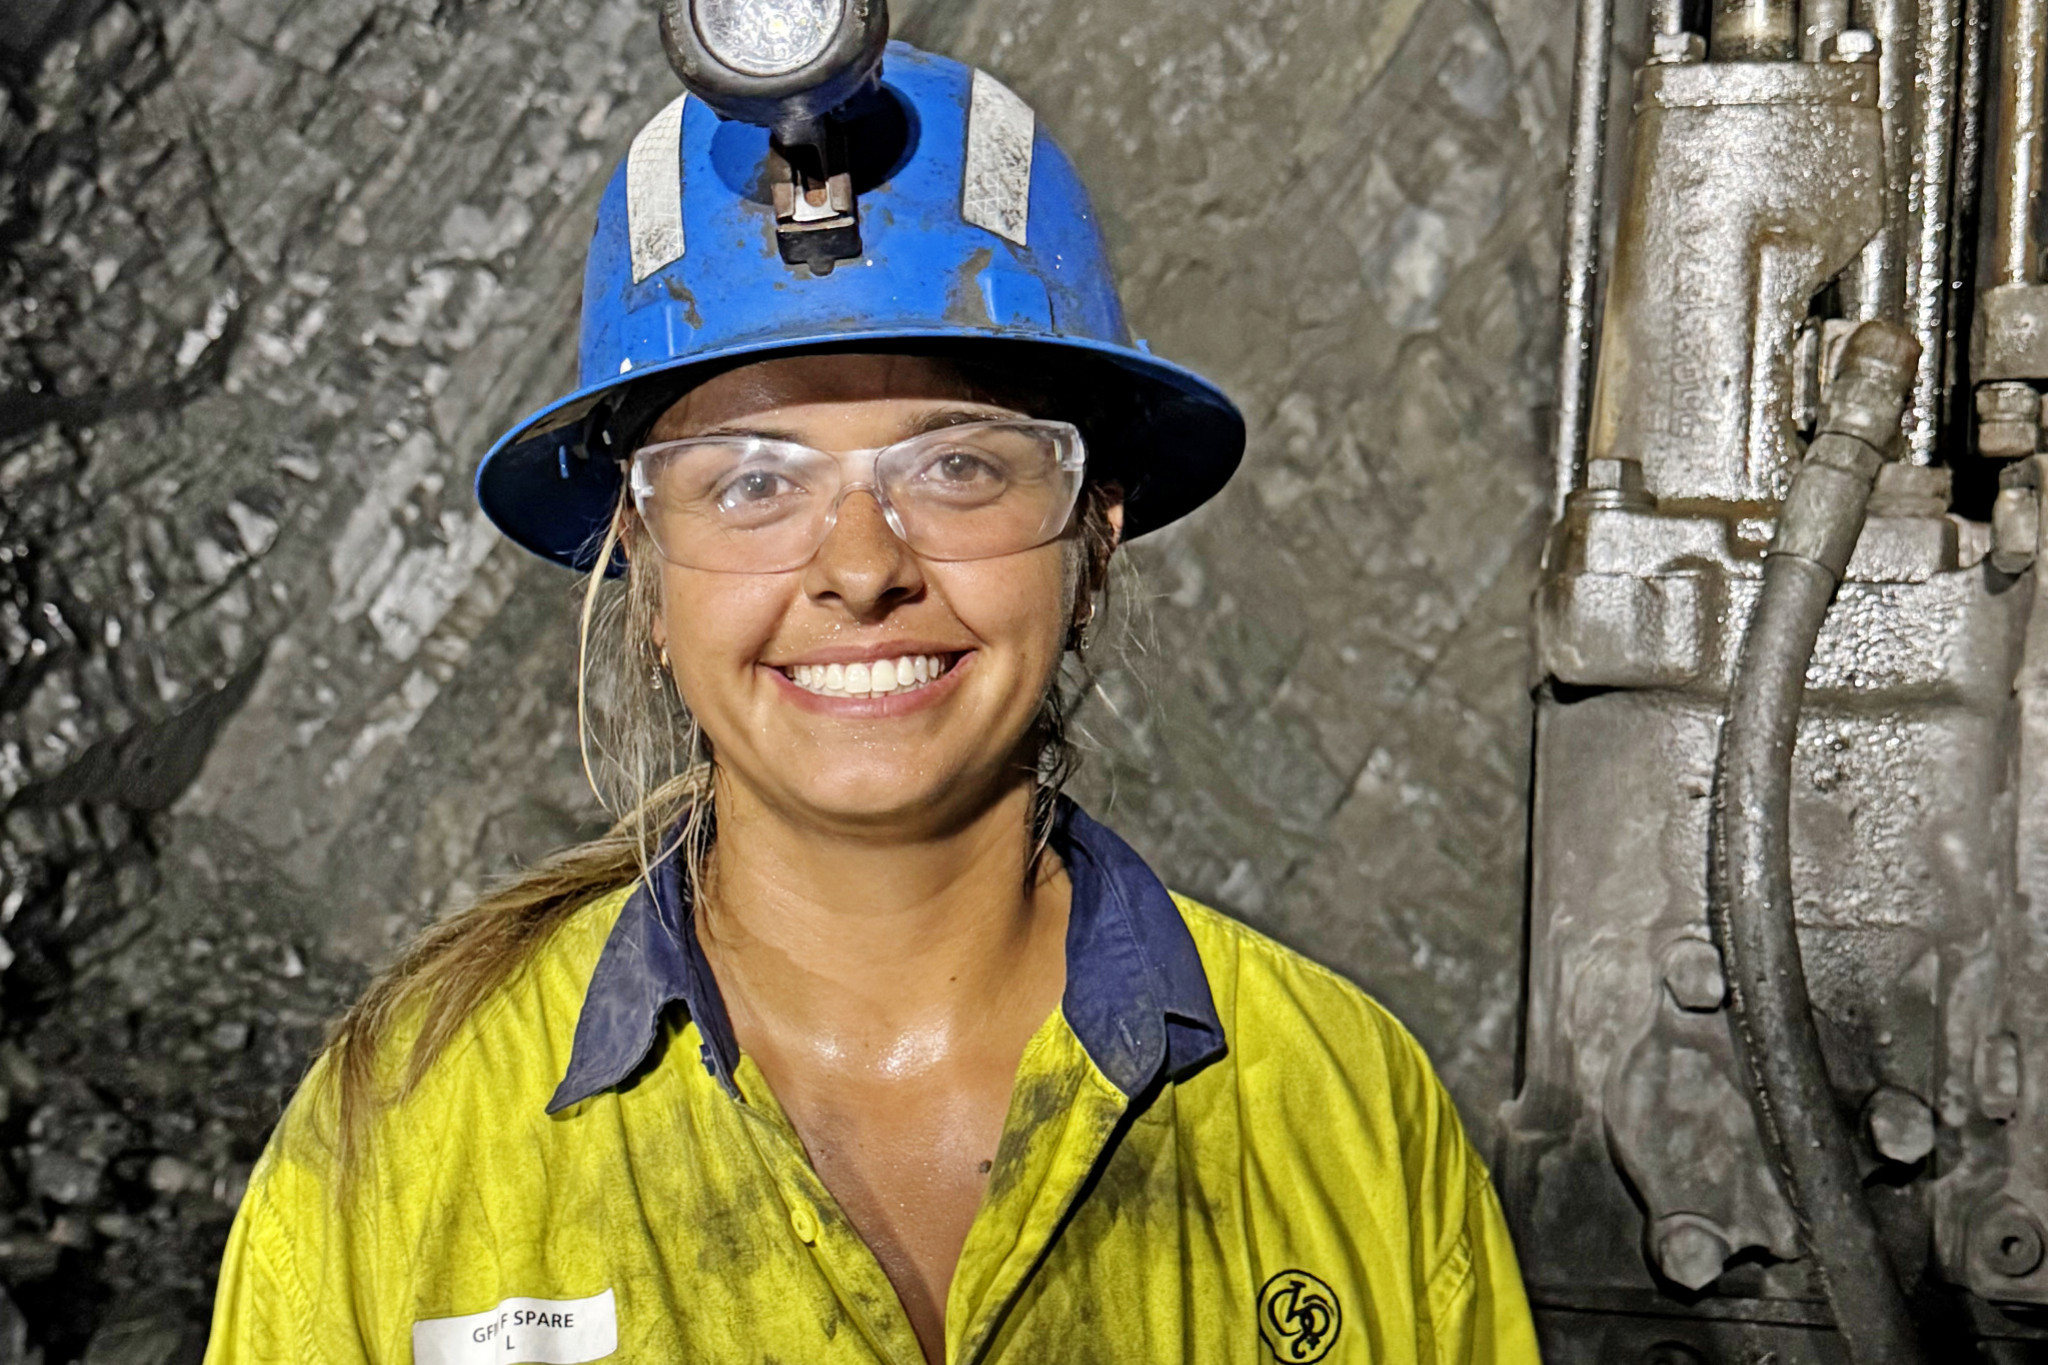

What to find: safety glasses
left=627, top=418, right=1088, bottom=572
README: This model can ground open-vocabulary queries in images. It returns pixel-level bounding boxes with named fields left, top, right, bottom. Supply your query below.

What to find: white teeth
left=787, top=653, right=953, bottom=699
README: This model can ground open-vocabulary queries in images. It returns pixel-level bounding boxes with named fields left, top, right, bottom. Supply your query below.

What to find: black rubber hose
left=1708, top=320, right=1927, bottom=1365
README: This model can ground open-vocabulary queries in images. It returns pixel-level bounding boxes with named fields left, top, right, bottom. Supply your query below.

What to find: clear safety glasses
left=627, top=419, right=1088, bottom=572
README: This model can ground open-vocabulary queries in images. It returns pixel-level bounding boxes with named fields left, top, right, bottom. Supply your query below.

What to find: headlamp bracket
left=658, top=0, right=886, bottom=275
left=769, top=126, right=861, bottom=273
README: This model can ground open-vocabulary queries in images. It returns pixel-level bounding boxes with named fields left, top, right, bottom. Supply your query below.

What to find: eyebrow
left=685, top=405, right=1014, bottom=445
left=908, top=406, right=1014, bottom=435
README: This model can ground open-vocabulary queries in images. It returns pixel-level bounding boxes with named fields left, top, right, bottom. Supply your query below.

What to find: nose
left=803, top=488, right=924, bottom=621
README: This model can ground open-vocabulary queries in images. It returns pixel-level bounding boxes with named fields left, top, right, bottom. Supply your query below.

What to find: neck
left=696, top=776, right=1070, bottom=1069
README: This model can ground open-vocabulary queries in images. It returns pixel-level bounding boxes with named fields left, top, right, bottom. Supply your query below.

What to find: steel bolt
left=1822, top=28, right=1879, bottom=61
left=1650, top=1214, right=1731, bottom=1291
left=1647, top=31, right=1706, bottom=64
left=1577, top=456, right=1655, bottom=511
left=1662, top=939, right=1726, bottom=1012
left=1978, top=1032, right=2023, bottom=1121
left=1585, top=456, right=1645, bottom=492
left=1979, top=1201, right=2047, bottom=1278
left=1993, top=484, right=2040, bottom=574
left=1978, top=382, right=2042, bottom=458
left=1863, top=1085, right=1936, bottom=1165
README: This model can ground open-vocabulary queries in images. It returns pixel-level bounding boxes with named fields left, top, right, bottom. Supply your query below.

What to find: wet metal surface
left=1504, top=0, right=2048, bottom=1349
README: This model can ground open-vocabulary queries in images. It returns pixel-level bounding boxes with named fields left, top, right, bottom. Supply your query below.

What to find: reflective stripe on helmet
left=627, top=94, right=689, bottom=283
left=962, top=70, right=1033, bottom=245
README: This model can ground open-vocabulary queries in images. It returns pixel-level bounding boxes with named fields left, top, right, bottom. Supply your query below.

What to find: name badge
left=412, top=1290, right=618, bottom=1365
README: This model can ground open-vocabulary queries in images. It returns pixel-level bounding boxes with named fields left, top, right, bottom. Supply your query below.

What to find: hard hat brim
left=474, top=330, right=1244, bottom=574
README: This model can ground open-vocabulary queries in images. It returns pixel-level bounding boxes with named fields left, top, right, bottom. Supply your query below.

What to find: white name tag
left=412, top=1290, right=617, bottom=1365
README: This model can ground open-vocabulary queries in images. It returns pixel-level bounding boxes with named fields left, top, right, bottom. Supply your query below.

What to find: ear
left=1091, top=487, right=1127, bottom=589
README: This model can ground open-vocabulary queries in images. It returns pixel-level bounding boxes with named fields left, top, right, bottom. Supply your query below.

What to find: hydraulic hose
left=1708, top=320, right=1927, bottom=1365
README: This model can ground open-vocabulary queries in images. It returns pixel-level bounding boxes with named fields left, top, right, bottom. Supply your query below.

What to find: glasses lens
left=883, top=422, right=1085, bottom=560
left=630, top=421, right=1086, bottom=571
left=632, top=438, right=838, bottom=571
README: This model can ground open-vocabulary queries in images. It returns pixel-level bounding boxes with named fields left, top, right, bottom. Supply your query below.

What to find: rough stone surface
left=0, top=0, right=1566, bottom=1351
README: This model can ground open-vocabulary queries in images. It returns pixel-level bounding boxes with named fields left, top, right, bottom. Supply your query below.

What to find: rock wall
left=0, top=0, right=1568, bottom=1354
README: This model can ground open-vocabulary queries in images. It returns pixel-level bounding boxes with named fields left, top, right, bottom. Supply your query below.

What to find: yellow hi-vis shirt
left=206, top=802, right=1536, bottom=1365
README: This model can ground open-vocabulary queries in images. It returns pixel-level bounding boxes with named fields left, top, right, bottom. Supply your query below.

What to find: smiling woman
left=203, top=37, right=1536, bottom=1365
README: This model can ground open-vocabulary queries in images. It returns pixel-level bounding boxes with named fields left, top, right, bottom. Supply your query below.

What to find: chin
left=770, top=756, right=1018, bottom=834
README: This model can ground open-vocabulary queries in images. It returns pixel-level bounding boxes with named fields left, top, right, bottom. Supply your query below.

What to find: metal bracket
left=769, top=129, right=861, bottom=274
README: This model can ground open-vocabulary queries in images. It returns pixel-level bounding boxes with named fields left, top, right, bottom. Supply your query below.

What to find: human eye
left=900, top=436, right=1019, bottom=501
left=926, top=448, right=1005, bottom=484
left=899, top=450, right=1006, bottom=511
left=713, top=465, right=804, bottom=511
left=670, top=443, right=821, bottom=526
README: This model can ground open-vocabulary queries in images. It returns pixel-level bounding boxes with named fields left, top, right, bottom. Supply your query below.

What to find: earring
left=1067, top=600, right=1095, bottom=653
left=650, top=641, right=671, bottom=692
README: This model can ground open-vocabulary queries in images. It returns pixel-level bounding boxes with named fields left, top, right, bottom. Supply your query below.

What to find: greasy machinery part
left=1585, top=58, right=1885, bottom=502
left=1508, top=0, right=2048, bottom=1350
left=1708, top=322, right=1927, bottom=1365
left=1711, top=0, right=1799, bottom=60
left=1904, top=0, right=1962, bottom=463
left=1949, top=0, right=1990, bottom=406
left=1800, top=0, right=1850, bottom=62
left=1989, top=458, right=2048, bottom=1311
left=1989, top=0, right=2044, bottom=289
left=1548, top=0, right=1617, bottom=518
left=1838, top=0, right=1913, bottom=320
left=1973, top=0, right=2046, bottom=452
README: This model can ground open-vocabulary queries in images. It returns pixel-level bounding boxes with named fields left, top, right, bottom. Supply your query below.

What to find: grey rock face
left=0, top=0, right=1564, bottom=1351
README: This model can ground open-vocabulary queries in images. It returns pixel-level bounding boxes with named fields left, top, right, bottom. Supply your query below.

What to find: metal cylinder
left=1802, top=0, right=1850, bottom=62
left=1902, top=0, right=1961, bottom=461
left=1712, top=0, right=1800, bottom=59
left=1992, top=0, right=2047, bottom=285
left=1548, top=0, right=1617, bottom=517
left=1839, top=0, right=1914, bottom=320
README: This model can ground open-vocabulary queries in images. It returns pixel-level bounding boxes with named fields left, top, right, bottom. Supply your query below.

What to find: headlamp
left=692, top=0, right=839, bottom=78
left=658, top=0, right=888, bottom=138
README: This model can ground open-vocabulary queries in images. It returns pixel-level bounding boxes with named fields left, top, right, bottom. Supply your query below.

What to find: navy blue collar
left=547, top=799, right=1226, bottom=1113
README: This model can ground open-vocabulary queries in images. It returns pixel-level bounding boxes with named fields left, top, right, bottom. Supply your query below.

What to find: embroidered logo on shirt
left=1258, top=1269, right=1342, bottom=1363
left=412, top=1289, right=618, bottom=1365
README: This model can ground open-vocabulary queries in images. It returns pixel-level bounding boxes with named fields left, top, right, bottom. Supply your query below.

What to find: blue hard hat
left=475, top=42, right=1244, bottom=572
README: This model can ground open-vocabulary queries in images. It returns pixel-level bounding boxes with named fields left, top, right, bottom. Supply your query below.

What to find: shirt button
left=789, top=1203, right=820, bottom=1244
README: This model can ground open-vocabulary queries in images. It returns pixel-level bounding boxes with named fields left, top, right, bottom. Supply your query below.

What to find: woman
left=206, top=42, right=1535, bottom=1365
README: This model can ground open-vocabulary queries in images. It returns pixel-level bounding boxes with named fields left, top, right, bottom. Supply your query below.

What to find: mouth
left=780, top=652, right=963, bottom=700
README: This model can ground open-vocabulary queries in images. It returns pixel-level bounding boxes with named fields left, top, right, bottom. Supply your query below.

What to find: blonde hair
left=321, top=472, right=1122, bottom=1170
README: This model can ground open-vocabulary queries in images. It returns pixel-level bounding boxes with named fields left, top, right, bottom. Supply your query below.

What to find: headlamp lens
left=691, top=0, right=842, bottom=77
